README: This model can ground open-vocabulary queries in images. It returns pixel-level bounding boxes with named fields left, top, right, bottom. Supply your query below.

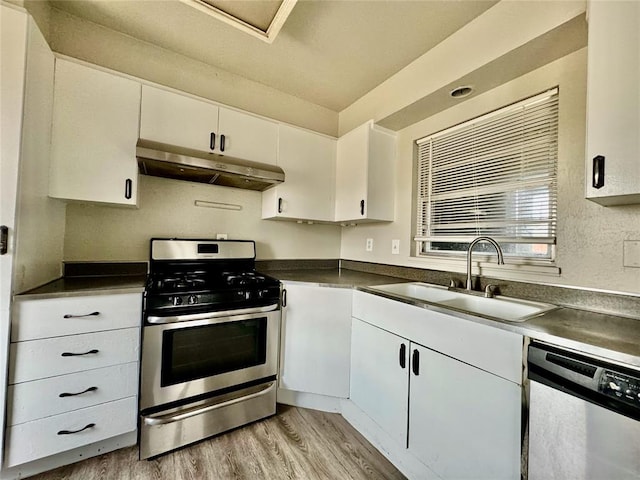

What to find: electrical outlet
left=216, top=233, right=228, bottom=240
left=391, top=239, right=400, bottom=254
left=366, top=238, right=374, bottom=252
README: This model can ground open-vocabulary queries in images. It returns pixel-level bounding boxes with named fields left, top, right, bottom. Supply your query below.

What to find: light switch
left=623, top=240, right=640, bottom=267
left=392, top=239, right=400, bottom=254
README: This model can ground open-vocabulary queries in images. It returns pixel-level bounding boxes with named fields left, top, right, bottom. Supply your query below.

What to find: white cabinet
left=218, top=106, right=278, bottom=166
left=350, top=318, right=409, bottom=447
left=408, top=344, right=521, bottom=480
left=262, top=125, right=336, bottom=222
left=6, top=293, right=141, bottom=467
left=279, top=283, right=351, bottom=398
left=585, top=1, right=640, bottom=206
left=350, top=291, right=522, bottom=479
left=140, top=84, right=219, bottom=152
left=140, top=85, right=278, bottom=165
left=335, top=120, right=396, bottom=222
left=49, top=59, right=140, bottom=206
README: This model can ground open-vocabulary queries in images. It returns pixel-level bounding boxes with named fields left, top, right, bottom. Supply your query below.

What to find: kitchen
left=1, top=0, right=639, bottom=479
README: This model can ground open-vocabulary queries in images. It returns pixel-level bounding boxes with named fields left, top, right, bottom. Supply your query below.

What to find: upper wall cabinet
left=49, top=59, right=140, bottom=206
left=262, top=124, right=336, bottom=222
left=335, top=121, right=396, bottom=223
left=140, top=85, right=278, bottom=166
left=585, top=1, right=640, bottom=206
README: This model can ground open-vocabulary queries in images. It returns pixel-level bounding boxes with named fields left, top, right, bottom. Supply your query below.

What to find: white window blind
left=415, top=89, right=558, bottom=260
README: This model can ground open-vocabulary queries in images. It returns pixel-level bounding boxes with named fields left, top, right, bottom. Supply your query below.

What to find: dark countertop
left=261, top=268, right=405, bottom=288
left=263, top=267, right=640, bottom=368
left=16, top=275, right=147, bottom=299
left=15, top=265, right=640, bottom=367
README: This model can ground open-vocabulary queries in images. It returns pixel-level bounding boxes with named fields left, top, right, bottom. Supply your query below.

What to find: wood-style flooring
left=30, top=405, right=406, bottom=480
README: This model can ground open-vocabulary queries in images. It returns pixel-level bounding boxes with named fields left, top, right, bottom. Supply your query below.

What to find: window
left=415, top=89, right=558, bottom=262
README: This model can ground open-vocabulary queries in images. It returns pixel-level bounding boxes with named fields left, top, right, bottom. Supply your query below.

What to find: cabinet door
left=279, top=283, right=351, bottom=397
left=408, top=344, right=521, bottom=480
left=335, top=123, right=369, bottom=221
left=49, top=59, right=140, bottom=206
left=140, top=85, right=219, bottom=152
left=585, top=1, right=640, bottom=205
left=350, top=318, right=409, bottom=447
left=218, top=107, right=278, bottom=165
left=262, top=125, right=336, bottom=221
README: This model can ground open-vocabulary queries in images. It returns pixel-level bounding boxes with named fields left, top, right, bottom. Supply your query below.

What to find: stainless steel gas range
left=139, top=238, right=281, bottom=459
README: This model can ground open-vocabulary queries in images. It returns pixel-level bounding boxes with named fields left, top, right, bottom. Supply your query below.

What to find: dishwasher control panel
left=600, top=370, right=640, bottom=406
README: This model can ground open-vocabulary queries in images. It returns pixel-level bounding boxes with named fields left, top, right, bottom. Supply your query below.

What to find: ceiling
left=48, top=0, right=499, bottom=112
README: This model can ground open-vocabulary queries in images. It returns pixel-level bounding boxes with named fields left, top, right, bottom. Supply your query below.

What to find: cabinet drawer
left=7, top=362, right=138, bottom=426
left=12, top=293, right=142, bottom=341
left=10, top=328, right=140, bottom=384
left=5, top=396, right=137, bottom=467
left=353, top=291, right=523, bottom=384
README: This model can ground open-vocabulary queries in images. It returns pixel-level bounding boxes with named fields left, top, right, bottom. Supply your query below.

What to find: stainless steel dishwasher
left=527, top=342, right=640, bottom=480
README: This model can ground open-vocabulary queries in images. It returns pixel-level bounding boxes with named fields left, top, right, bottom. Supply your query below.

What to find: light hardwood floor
left=30, top=405, right=406, bottom=480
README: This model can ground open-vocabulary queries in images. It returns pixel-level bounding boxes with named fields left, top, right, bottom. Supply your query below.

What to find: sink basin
left=368, top=282, right=557, bottom=322
left=368, top=282, right=459, bottom=303
left=436, top=295, right=557, bottom=322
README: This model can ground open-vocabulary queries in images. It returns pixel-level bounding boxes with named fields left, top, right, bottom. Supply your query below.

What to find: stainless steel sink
left=368, top=282, right=557, bottom=322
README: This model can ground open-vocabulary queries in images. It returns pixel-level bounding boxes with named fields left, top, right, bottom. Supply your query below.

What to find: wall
left=47, top=7, right=338, bottom=137
left=339, top=48, right=640, bottom=295
left=64, top=175, right=341, bottom=262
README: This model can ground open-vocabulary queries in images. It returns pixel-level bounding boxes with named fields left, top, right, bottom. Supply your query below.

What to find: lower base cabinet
left=350, top=318, right=409, bottom=446
left=350, top=315, right=521, bottom=480
left=279, top=283, right=352, bottom=398
left=408, top=344, right=521, bottom=479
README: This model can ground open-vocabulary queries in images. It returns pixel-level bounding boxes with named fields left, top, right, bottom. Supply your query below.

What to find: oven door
left=140, top=304, right=280, bottom=411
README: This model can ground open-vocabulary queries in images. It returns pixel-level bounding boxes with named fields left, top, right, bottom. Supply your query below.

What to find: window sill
left=409, top=255, right=560, bottom=282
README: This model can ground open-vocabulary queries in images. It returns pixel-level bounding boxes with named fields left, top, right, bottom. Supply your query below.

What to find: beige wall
left=340, top=48, right=640, bottom=295
left=64, top=175, right=341, bottom=262
left=47, top=7, right=338, bottom=137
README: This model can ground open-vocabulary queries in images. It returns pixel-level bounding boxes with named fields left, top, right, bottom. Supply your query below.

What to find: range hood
left=136, top=139, right=284, bottom=191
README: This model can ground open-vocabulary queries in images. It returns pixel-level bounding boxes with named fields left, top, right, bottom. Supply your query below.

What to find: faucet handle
left=449, top=278, right=460, bottom=289
left=484, top=284, right=499, bottom=298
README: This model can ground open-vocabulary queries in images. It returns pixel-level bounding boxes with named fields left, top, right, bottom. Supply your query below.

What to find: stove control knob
left=188, top=295, right=198, bottom=305
left=172, top=296, right=183, bottom=306
left=609, top=382, right=621, bottom=391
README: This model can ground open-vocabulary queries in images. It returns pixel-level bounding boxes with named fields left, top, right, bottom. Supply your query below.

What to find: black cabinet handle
left=282, top=288, right=287, bottom=307
left=0, top=225, right=8, bottom=255
left=124, top=178, right=132, bottom=199
left=592, top=155, right=605, bottom=189
left=278, top=197, right=283, bottom=214
left=58, top=423, right=95, bottom=435
left=360, top=199, right=365, bottom=216
left=399, top=343, right=406, bottom=369
left=61, top=349, right=99, bottom=357
left=412, top=349, right=420, bottom=376
left=220, top=134, right=226, bottom=152
left=63, top=311, right=100, bottom=319
left=59, top=386, right=98, bottom=398
left=210, top=132, right=216, bottom=150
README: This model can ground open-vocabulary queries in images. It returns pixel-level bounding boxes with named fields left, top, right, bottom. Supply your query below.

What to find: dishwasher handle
left=528, top=344, right=602, bottom=392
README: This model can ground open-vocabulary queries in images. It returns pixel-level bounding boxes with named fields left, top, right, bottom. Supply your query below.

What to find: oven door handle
left=142, top=381, right=276, bottom=426
left=146, top=303, right=280, bottom=325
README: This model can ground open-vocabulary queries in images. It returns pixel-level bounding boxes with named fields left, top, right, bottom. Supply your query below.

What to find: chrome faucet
left=466, top=236, right=504, bottom=291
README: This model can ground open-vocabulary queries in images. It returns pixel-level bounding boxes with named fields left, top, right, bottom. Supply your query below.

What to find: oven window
left=161, top=317, right=267, bottom=386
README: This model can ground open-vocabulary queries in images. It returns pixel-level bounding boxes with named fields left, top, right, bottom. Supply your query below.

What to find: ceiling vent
left=179, top=0, right=298, bottom=43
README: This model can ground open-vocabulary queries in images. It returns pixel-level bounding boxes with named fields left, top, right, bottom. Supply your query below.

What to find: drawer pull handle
left=61, top=349, right=99, bottom=357
left=59, top=386, right=98, bottom=398
left=63, top=311, right=100, bottom=319
left=57, top=423, right=95, bottom=435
